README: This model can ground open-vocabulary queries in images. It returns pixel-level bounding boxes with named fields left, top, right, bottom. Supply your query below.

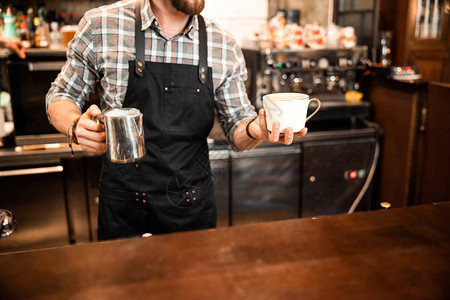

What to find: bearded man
left=46, top=0, right=308, bottom=240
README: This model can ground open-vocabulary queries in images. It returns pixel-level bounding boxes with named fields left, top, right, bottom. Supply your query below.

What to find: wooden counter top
left=0, top=202, right=448, bottom=299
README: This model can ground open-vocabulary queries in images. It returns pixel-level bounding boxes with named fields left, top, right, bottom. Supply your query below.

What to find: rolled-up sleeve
left=214, top=40, right=256, bottom=144
left=45, top=13, right=98, bottom=118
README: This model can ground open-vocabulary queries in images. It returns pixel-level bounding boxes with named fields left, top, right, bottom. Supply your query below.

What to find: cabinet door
left=210, top=150, right=231, bottom=228
left=0, top=167, right=69, bottom=253
left=231, top=145, right=301, bottom=226
left=416, top=82, right=450, bottom=204
left=301, top=137, right=377, bottom=217
left=367, top=77, right=427, bottom=207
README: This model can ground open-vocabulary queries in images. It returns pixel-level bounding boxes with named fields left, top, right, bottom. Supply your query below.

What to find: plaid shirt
left=46, top=0, right=256, bottom=142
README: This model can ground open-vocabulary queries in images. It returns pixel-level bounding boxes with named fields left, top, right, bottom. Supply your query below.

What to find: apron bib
left=98, top=0, right=216, bottom=240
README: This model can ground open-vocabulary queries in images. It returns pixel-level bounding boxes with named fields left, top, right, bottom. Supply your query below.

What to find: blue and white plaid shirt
left=46, top=0, right=256, bottom=143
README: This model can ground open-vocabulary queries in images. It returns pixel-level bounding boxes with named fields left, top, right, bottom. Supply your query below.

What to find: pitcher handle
left=93, top=115, right=105, bottom=126
left=133, top=114, right=144, bottom=136
left=305, top=98, right=321, bottom=122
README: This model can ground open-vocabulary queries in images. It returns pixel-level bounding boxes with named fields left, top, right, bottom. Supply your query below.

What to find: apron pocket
left=99, top=185, right=146, bottom=227
left=163, top=86, right=203, bottom=132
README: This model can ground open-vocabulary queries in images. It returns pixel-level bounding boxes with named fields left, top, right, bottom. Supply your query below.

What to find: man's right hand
left=75, top=105, right=106, bottom=154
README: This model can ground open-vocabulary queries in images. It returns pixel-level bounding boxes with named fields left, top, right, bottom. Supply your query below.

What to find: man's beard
left=169, top=0, right=205, bottom=16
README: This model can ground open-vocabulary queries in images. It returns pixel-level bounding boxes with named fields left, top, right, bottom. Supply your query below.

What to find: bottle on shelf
left=26, top=7, right=36, bottom=48
left=58, top=11, right=67, bottom=27
left=49, top=21, right=62, bottom=49
left=18, top=15, right=31, bottom=48
left=34, top=7, right=50, bottom=48
left=2, top=7, right=18, bottom=38
left=69, top=12, right=78, bottom=25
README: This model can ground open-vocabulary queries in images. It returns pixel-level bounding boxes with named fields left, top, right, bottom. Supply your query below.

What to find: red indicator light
left=349, top=171, right=358, bottom=179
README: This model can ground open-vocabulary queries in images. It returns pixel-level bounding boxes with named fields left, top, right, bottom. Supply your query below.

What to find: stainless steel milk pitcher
left=96, top=108, right=146, bottom=163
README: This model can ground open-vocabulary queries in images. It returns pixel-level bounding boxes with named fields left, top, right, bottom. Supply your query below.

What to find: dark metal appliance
left=6, top=49, right=68, bottom=146
left=6, top=49, right=100, bottom=147
left=210, top=120, right=379, bottom=227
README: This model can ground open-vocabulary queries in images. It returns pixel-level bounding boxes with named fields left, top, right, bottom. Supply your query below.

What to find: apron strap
left=135, top=0, right=145, bottom=77
left=197, top=15, right=208, bottom=84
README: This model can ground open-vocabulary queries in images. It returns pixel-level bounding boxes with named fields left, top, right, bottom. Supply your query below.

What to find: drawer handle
left=27, top=61, right=65, bottom=72
left=0, top=166, right=63, bottom=177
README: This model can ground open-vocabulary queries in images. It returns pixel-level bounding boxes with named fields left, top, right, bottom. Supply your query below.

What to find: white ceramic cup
left=262, top=93, right=321, bottom=133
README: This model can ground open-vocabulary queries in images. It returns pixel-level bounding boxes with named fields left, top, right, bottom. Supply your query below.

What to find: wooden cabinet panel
left=409, top=50, right=448, bottom=82
left=415, top=82, right=450, bottom=204
left=367, top=75, right=426, bottom=207
left=368, top=74, right=449, bottom=208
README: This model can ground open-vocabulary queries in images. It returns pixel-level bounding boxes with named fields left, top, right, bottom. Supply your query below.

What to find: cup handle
left=305, top=98, right=321, bottom=122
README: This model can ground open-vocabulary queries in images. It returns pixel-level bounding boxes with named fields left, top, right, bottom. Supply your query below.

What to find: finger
left=259, top=109, right=269, bottom=127
left=79, top=143, right=107, bottom=154
left=77, top=126, right=106, bottom=142
left=83, top=118, right=105, bottom=132
left=268, top=121, right=280, bottom=143
left=258, top=109, right=270, bottom=140
left=282, top=127, right=294, bottom=145
left=293, top=127, right=308, bottom=137
left=14, top=46, right=26, bottom=59
left=15, top=41, right=24, bottom=50
left=80, top=106, right=104, bottom=131
left=77, top=114, right=104, bottom=133
left=85, top=104, right=102, bottom=119
left=78, top=137, right=107, bottom=153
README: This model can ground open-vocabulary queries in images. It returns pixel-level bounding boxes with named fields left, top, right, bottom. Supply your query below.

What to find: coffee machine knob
left=318, top=58, right=329, bottom=69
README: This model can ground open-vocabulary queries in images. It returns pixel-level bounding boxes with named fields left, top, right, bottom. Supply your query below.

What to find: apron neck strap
left=135, top=0, right=145, bottom=77
left=197, top=15, right=208, bottom=84
left=134, top=0, right=208, bottom=84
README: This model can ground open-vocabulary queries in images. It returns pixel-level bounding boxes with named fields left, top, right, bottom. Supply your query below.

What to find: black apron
left=97, top=0, right=216, bottom=240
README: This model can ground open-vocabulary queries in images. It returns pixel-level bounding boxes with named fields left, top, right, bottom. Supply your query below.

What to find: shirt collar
left=140, top=0, right=199, bottom=40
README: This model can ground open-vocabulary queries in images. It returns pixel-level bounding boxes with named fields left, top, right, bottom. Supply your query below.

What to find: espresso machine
left=243, top=46, right=371, bottom=122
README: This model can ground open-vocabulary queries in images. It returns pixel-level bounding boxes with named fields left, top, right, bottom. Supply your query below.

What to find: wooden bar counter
left=0, top=202, right=449, bottom=299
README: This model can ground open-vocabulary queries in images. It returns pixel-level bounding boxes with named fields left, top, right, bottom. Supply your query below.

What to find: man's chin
left=170, top=0, right=205, bottom=16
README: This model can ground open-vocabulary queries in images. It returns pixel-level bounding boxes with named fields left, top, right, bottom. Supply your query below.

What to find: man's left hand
left=252, top=108, right=308, bottom=145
